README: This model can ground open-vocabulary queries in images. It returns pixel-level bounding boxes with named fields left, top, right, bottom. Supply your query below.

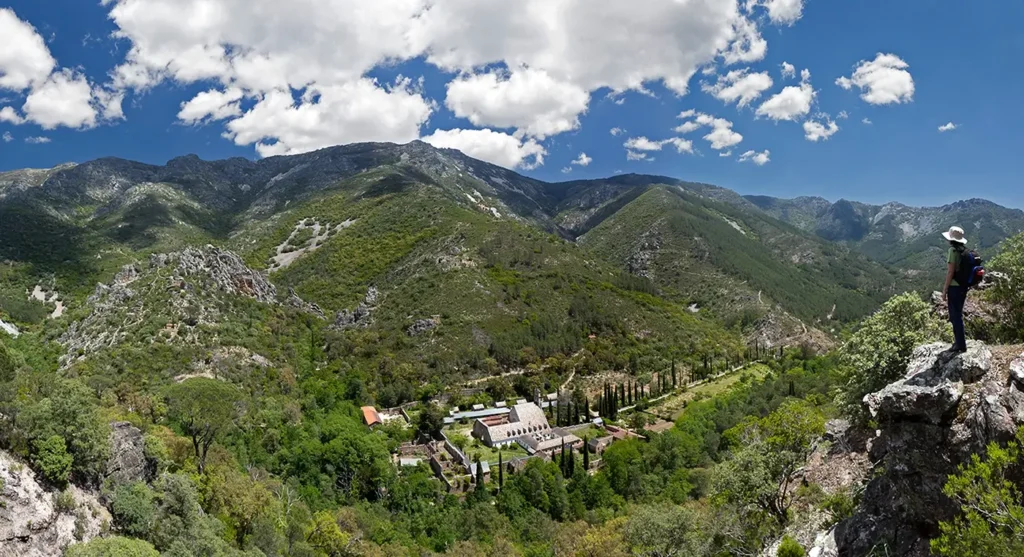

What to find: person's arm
left=943, top=261, right=955, bottom=302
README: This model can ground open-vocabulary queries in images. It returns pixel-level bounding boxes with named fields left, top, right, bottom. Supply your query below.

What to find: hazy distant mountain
left=744, top=194, right=1024, bottom=287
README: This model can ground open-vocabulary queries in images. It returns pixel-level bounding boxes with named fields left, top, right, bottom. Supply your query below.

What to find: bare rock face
left=177, top=245, right=277, bottom=303
left=0, top=451, right=110, bottom=557
left=834, top=341, right=1024, bottom=556
left=331, top=287, right=379, bottom=331
left=105, top=422, right=153, bottom=486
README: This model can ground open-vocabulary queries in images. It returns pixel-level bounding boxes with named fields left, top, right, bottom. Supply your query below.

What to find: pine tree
left=498, top=451, right=504, bottom=489
left=583, top=437, right=590, bottom=470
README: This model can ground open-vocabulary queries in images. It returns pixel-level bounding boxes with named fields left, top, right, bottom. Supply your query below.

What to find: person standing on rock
left=942, top=226, right=969, bottom=353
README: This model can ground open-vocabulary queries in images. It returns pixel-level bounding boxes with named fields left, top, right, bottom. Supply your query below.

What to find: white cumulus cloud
left=624, top=136, right=692, bottom=154
left=22, top=69, right=100, bottom=130
left=178, top=88, right=244, bottom=125
left=2, top=131, right=12, bottom=142
left=422, top=128, right=545, bottom=170
left=759, top=0, right=805, bottom=25
left=803, top=116, right=840, bottom=141
left=100, top=0, right=781, bottom=158
left=225, top=78, right=433, bottom=158
left=609, top=127, right=625, bottom=136
left=862, top=117, right=872, bottom=125
left=938, top=122, right=957, bottom=132
left=675, top=111, right=744, bottom=150
left=24, top=136, right=50, bottom=144
left=571, top=152, right=592, bottom=167
left=780, top=61, right=796, bottom=79
left=836, top=53, right=915, bottom=105
left=0, top=10, right=121, bottom=130
left=445, top=67, right=590, bottom=139
left=0, top=8, right=56, bottom=91
left=756, top=68, right=816, bottom=121
left=0, top=106, right=24, bottom=124
left=739, top=149, right=770, bottom=165
left=702, top=68, right=774, bottom=107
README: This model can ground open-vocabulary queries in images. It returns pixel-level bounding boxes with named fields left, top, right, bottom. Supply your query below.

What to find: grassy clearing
left=646, top=363, right=772, bottom=420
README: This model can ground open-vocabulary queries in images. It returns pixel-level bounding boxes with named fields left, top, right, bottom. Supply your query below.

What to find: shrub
left=54, top=489, right=77, bottom=513
left=33, top=435, right=73, bottom=486
left=837, top=293, right=947, bottom=422
left=822, top=490, right=857, bottom=527
left=931, top=428, right=1024, bottom=556
left=65, top=536, right=160, bottom=557
left=987, top=232, right=1024, bottom=341
left=777, top=535, right=806, bottom=557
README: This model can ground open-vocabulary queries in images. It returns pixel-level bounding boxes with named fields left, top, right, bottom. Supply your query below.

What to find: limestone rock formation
left=0, top=451, right=110, bottom=557
left=826, top=342, right=1024, bottom=557
left=176, top=246, right=277, bottom=303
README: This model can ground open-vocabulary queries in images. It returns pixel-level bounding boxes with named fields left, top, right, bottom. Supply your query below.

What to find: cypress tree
left=568, top=445, right=575, bottom=475
left=672, top=359, right=677, bottom=388
left=498, top=451, right=504, bottom=489
left=560, top=441, right=566, bottom=474
left=475, top=457, right=485, bottom=487
left=583, top=437, right=590, bottom=470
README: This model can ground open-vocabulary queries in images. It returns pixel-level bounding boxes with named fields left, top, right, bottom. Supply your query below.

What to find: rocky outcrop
left=1, top=451, right=110, bottom=557
left=59, top=246, right=321, bottom=368
left=105, top=422, right=153, bottom=486
left=825, top=342, right=1024, bottom=557
left=626, top=225, right=662, bottom=280
left=176, top=246, right=277, bottom=303
left=331, top=287, right=379, bottom=331
left=407, top=317, right=441, bottom=336
left=287, top=287, right=326, bottom=319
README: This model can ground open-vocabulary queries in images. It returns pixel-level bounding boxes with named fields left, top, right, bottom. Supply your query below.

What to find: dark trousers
left=948, top=285, right=968, bottom=350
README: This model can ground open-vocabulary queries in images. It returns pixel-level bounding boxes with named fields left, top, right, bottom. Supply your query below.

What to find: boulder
left=407, top=317, right=441, bottom=336
left=1011, top=355, right=1024, bottom=390
left=105, top=422, right=153, bottom=485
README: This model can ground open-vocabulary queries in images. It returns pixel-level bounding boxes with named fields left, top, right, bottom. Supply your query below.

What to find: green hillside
left=578, top=186, right=898, bottom=324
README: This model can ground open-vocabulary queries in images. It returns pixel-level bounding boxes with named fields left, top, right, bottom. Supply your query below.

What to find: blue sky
left=0, top=0, right=1021, bottom=209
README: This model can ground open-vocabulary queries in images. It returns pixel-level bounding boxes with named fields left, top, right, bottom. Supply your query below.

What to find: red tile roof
left=361, top=406, right=382, bottom=426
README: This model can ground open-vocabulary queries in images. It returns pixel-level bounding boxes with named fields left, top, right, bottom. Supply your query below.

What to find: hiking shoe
left=949, top=345, right=967, bottom=354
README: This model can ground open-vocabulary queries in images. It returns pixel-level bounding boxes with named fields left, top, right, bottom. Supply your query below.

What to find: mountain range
left=1, top=141, right=1022, bottom=378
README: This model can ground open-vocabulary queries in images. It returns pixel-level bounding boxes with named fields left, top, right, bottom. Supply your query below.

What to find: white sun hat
left=942, top=226, right=967, bottom=244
